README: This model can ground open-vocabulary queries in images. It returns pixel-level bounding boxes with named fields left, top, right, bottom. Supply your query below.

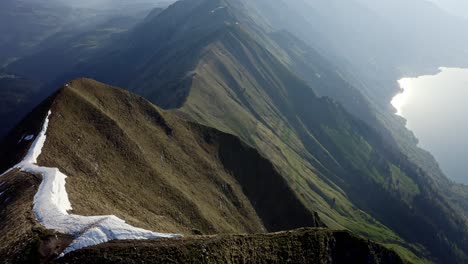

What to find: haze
left=2, top=0, right=468, bottom=185
left=429, top=0, right=468, bottom=19
left=22, top=0, right=175, bottom=9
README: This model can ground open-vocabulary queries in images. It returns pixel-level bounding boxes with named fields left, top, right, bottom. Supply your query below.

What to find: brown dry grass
left=56, top=228, right=404, bottom=264
left=0, top=78, right=323, bottom=262
left=37, top=78, right=319, bottom=237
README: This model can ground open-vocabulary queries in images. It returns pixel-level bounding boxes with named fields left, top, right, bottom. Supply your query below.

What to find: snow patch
left=6, top=110, right=181, bottom=256
left=18, top=134, right=35, bottom=144
left=210, top=6, right=225, bottom=14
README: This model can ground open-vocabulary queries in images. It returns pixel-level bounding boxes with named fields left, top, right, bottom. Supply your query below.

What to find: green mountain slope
left=264, top=22, right=468, bottom=226
left=172, top=21, right=468, bottom=263
left=29, top=0, right=466, bottom=262
left=0, top=78, right=403, bottom=263
left=2, top=0, right=468, bottom=262
left=1, top=78, right=323, bottom=236
left=234, top=1, right=468, bottom=218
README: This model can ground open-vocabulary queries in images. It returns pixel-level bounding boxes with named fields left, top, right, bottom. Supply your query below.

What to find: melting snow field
left=1, top=111, right=181, bottom=256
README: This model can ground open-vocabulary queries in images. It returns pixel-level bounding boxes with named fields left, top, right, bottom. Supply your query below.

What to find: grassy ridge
left=57, top=228, right=404, bottom=264
left=38, top=78, right=321, bottom=236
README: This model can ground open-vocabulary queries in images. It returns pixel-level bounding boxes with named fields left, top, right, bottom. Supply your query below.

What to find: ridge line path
left=1, top=108, right=181, bottom=256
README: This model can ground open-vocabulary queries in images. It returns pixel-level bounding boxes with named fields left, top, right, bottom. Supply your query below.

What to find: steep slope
left=0, top=73, right=44, bottom=140
left=268, top=30, right=379, bottom=131
left=2, top=0, right=468, bottom=262
left=240, top=0, right=468, bottom=105
left=51, top=1, right=467, bottom=262
left=175, top=23, right=468, bottom=263
left=0, top=78, right=325, bottom=261
left=237, top=0, right=468, bottom=201
left=267, top=27, right=468, bottom=226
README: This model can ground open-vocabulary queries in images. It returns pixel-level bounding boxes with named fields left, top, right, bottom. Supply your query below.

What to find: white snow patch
left=210, top=6, right=225, bottom=14
left=6, top=110, right=181, bottom=256
left=18, top=134, right=35, bottom=144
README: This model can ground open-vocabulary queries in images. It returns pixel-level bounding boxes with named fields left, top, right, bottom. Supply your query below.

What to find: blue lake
left=392, top=67, right=468, bottom=185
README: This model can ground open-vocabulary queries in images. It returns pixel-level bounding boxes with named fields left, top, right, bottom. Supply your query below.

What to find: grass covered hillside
left=1, top=78, right=325, bottom=236
left=175, top=23, right=468, bottom=263
left=2, top=0, right=467, bottom=262
left=0, top=78, right=404, bottom=263
left=63, top=1, right=466, bottom=262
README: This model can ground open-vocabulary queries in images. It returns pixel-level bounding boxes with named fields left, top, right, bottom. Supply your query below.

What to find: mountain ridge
left=6, top=0, right=464, bottom=261
left=0, top=78, right=407, bottom=263
left=1, top=0, right=468, bottom=262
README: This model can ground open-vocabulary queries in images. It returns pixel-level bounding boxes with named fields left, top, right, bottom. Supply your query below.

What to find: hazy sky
left=48, top=0, right=174, bottom=9
left=428, top=0, right=468, bottom=19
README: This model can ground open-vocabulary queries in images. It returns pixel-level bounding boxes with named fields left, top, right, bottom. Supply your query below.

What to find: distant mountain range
left=1, top=0, right=467, bottom=263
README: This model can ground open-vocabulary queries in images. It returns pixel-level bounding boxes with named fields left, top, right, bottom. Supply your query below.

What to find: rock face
left=56, top=229, right=404, bottom=264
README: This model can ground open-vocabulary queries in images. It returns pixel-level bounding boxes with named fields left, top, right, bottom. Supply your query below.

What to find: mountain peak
left=0, top=78, right=325, bottom=260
